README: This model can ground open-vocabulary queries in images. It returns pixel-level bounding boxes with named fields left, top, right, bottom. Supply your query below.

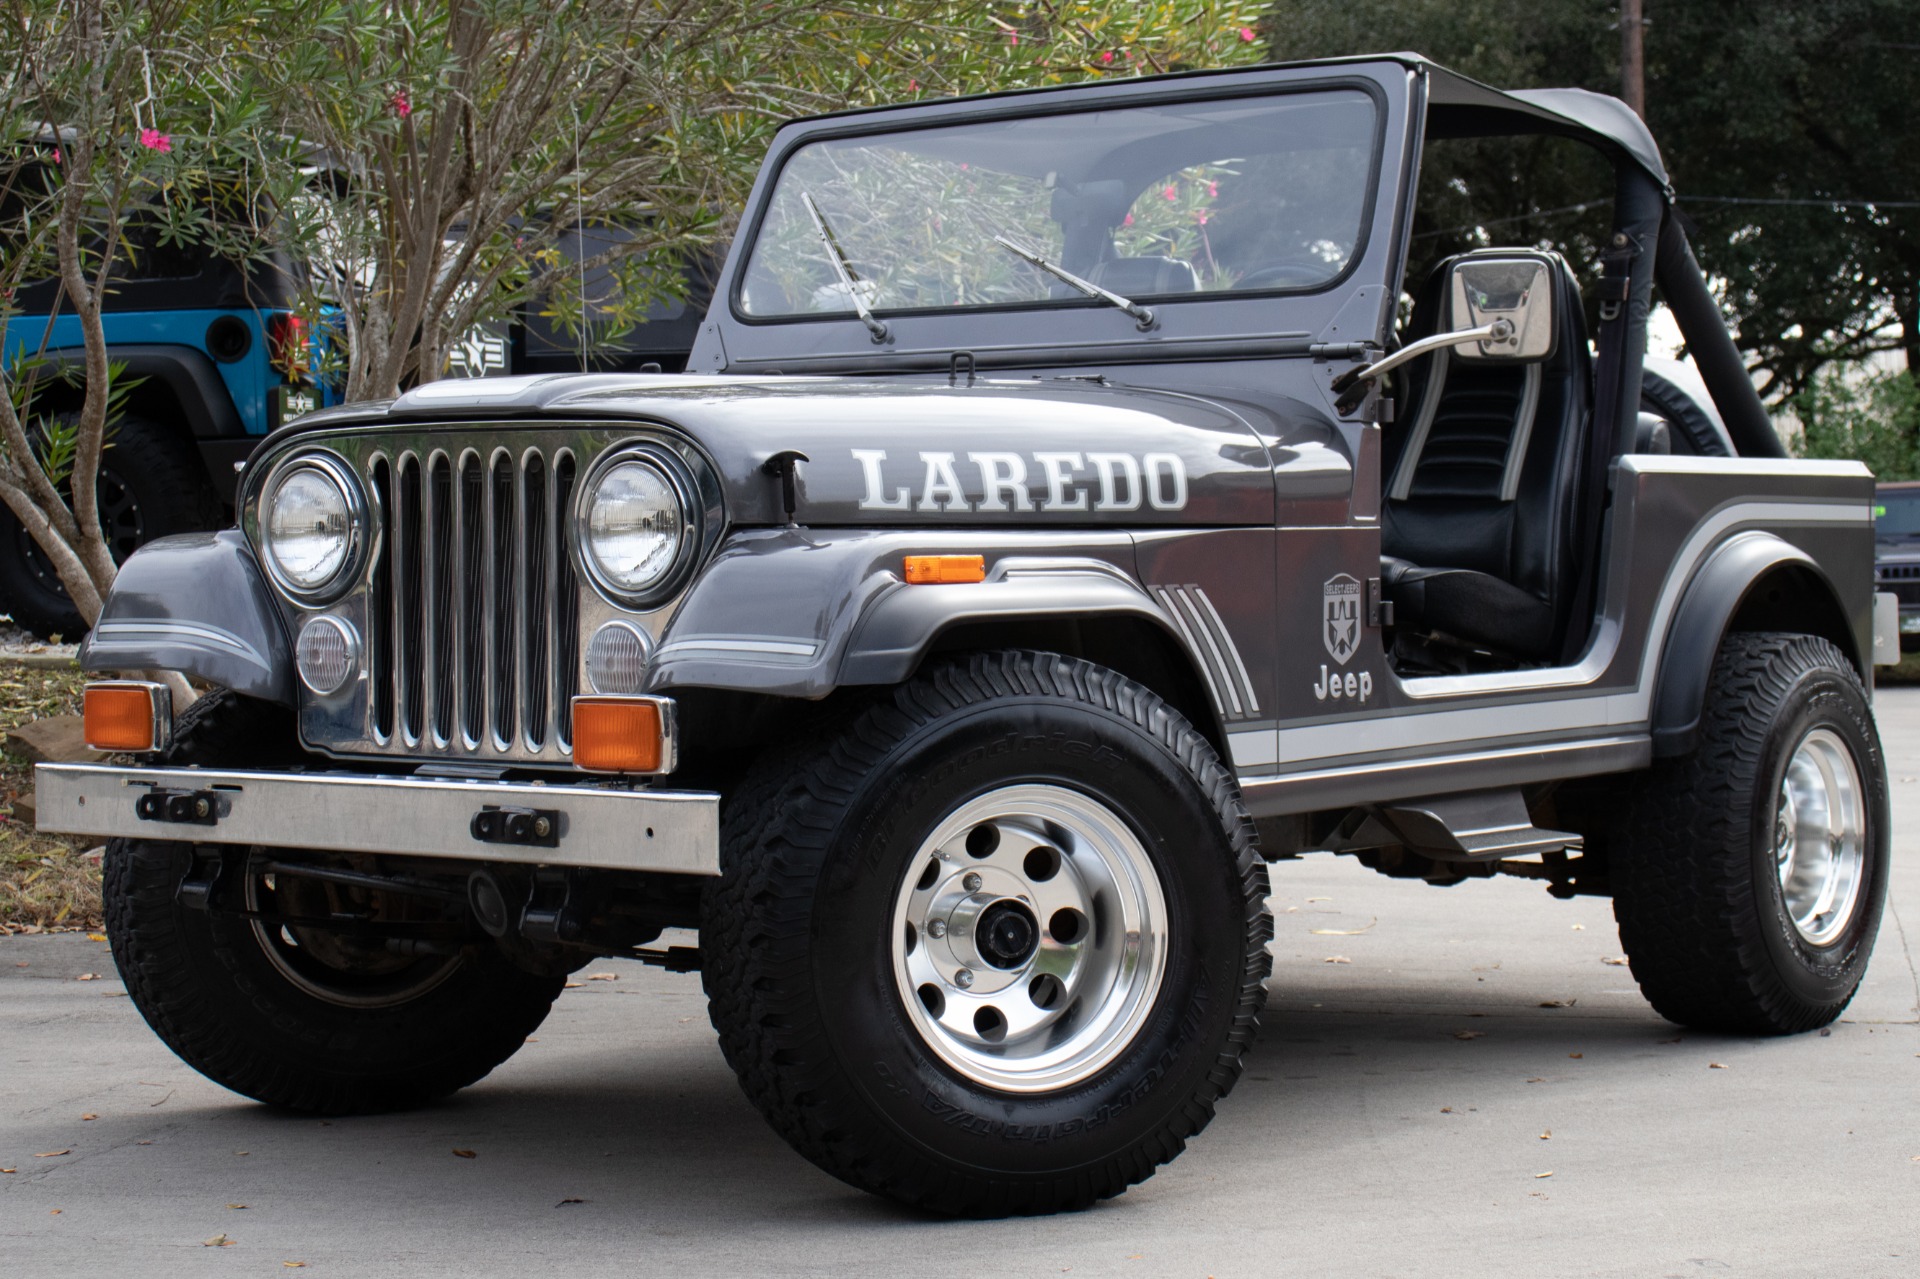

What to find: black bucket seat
left=1379, top=251, right=1593, bottom=663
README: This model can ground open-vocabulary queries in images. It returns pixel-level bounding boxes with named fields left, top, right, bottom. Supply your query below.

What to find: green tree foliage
left=1792, top=368, right=1920, bottom=481
left=1262, top=0, right=1918, bottom=403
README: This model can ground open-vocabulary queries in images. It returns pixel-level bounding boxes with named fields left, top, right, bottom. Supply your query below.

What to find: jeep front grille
left=366, top=444, right=582, bottom=756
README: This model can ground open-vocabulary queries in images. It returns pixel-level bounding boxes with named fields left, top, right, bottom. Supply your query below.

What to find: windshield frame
left=726, top=76, right=1390, bottom=331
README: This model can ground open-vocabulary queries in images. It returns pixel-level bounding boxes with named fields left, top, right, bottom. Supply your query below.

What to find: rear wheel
left=0, top=414, right=221, bottom=640
left=104, top=690, right=563, bottom=1114
left=1610, top=633, right=1889, bottom=1034
left=701, top=651, right=1271, bottom=1216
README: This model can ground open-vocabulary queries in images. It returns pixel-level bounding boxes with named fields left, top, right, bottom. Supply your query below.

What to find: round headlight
left=263, top=457, right=360, bottom=598
left=582, top=458, right=686, bottom=601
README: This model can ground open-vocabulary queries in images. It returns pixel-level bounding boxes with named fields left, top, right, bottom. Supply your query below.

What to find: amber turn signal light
left=571, top=695, right=676, bottom=774
left=83, top=681, right=172, bottom=753
left=903, top=554, right=986, bottom=585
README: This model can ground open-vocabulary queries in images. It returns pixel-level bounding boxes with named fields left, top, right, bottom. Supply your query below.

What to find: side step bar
left=33, top=763, right=721, bottom=876
left=1375, top=789, right=1582, bottom=862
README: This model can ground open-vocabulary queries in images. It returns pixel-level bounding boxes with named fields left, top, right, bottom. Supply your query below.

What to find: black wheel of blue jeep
left=102, top=689, right=564, bottom=1114
left=700, top=651, right=1271, bottom=1216
left=0, top=414, right=221, bottom=641
left=1609, top=633, right=1890, bottom=1034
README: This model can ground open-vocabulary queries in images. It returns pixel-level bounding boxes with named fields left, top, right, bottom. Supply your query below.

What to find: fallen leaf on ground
left=1283, top=906, right=1299, bottom=913
left=556, top=1197, right=586, bottom=1206
left=86, top=933, right=106, bottom=942
left=1306, top=896, right=1332, bottom=902
left=227, top=1203, right=248, bottom=1210
left=1440, top=1107, right=1453, bottom=1113
left=1539, top=1130, right=1552, bottom=1140
left=1534, top=1171, right=1553, bottom=1179
left=1601, top=955, right=1629, bottom=966
left=1538, top=999, right=1576, bottom=1009
left=203, top=1234, right=234, bottom=1247
left=34, top=1149, right=69, bottom=1157
left=1568, top=1052, right=1583, bottom=1059
left=563, top=981, right=583, bottom=989
left=1709, top=1062, right=1728, bottom=1069
left=452, top=1148, right=477, bottom=1159
left=135, top=1140, right=151, bottom=1146
left=1311, top=918, right=1377, bottom=936
left=233, top=1151, right=249, bottom=1157
left=1322, top=955, right=1350, bottom=964
left=525, top=1037, right=539, bottom=1043
left=586, top=972, right=619, bottom=982
left=75, top=973, right=97, bottom=981
left=1453, top=1030, right=1485, bottom=1041
left=49, top=1209, right=60, bottom=1215
left=284, top=1264, right=307, bottom=1269
left=149, top=1090, right=174, bottom=1107
left=1526, top=1077, right=1546, bottom=1083
left=80, top=1113, right=97, bottom=1121
left=1, top=1167, right=16, bottom=1174
left=1570, top=924, right=1585, bottom=931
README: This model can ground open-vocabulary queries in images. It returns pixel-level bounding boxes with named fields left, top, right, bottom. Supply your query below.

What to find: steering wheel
left=1234, top=261, right=1330, bottom=291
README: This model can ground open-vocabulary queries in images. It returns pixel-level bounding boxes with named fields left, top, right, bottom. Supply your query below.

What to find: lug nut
left=954, top=968, right=974, bottom=989
left=928, top=919, right=947, bottom=938
left=963, top=872, right=983, bottom=892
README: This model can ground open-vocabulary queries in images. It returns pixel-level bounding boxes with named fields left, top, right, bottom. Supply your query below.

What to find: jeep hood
left=276, top=372, right=1351, bottom=526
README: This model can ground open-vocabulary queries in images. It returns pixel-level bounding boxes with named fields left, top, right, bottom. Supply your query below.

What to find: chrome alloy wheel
left=889, top=784, right=1168, bottom=1093
left=1774, top=727, right=1867, bottom=948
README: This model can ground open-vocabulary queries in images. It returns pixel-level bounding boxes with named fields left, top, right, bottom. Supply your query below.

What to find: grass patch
left=0, top=662, right=99, bottom=933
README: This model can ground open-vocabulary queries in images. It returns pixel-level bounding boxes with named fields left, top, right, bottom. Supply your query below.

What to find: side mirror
left=1447, top=257, right=1553, bottom=361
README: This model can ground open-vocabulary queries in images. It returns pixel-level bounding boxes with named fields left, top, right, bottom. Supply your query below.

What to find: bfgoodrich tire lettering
left=700, top=651, right=1271, bottom=1216
left=104, top=689, right=563, bottom=1114
left=1610, top=632, right=1890, bottom=1034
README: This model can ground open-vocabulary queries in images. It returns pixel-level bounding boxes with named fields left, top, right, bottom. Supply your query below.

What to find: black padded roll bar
left=1654, top=217, right=1786, bottom=459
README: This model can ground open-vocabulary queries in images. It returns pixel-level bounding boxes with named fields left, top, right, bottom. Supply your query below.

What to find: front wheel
left=701, top=651, right=1272, bottom=1216
left=1610, top=632, right=1890, bottom=1034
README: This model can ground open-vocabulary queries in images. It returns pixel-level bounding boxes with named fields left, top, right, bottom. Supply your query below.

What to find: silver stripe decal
left=655, top=636, right=820, bottom=658
left=1152, top=587, right=1231, bottom=719
left=1189, top=587, right=1260, bottom=715
left=93, top=620, right=264, bottom=665
left=1243, top=498, right=1869, bottom=776
left=1170, top=587, right=1244, bottom=718
left=1228, top=728, right=1278, bottom=768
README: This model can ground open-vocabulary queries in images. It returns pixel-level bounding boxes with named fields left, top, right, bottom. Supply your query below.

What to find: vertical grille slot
left=368, top=457, right=395, bottom=740
left=457, top=453, right=485, bottom=747
left=521, top=452, right=549, bottom=750
left=395, top=454, right=426, bottom=743
left=488, top=452, right=519, bottom=749
left=554, top=452, right=579, bottom=749
left=427, top=454, right=455, bottom=745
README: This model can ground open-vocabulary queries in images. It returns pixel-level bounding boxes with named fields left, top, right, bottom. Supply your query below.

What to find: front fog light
left=296, top=615, right=360, bottom=695
left=586, top=620, right=653, bottom=694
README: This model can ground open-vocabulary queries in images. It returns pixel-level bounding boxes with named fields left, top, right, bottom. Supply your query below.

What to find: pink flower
left=138, top=128, right=170, bottom=153
left=49, top=149, right=60, bottom=164
left=1163, top=184, right=1177, bottom=201
left=1100, top=50, right=1114, bottom=65
left=1007, top=30, right=1019, bottom=45
left=1208, top=180, right=1218, bottom=197
left=1123, top=213, right=1134, bottom=227
left=1193, top=209, right=1209, bottom=225
left=1239, top=27, right=1257, bottom=41
left=909, top=78, right=919, bottom=91
left=391, top=91, right=411, bottom=117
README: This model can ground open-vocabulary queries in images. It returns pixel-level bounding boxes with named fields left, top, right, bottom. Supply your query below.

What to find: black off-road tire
left=700, top=651, right=1272, bottom=1216
left=0, top=414, right=222, bottom=640
left=104, top=689, right=564, bottom=1114
left=1610, top=633, right=1889, bottom=1034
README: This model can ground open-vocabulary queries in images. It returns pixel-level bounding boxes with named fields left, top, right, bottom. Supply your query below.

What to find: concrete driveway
left=4, top=691, right=1917, bottom=1277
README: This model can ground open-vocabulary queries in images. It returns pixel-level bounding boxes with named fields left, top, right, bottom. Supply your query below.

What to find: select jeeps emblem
left=1323, top=573, right=1361, bottom=665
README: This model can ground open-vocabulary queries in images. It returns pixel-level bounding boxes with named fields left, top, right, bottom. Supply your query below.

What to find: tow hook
left=136, top=787, right=221, bottom=827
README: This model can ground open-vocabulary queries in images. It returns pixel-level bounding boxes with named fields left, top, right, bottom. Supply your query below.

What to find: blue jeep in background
left=0, top=213, right=334, bottom=639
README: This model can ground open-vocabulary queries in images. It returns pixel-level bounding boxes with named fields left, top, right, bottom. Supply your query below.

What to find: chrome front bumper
left=33, top=763, right=720, bottom=875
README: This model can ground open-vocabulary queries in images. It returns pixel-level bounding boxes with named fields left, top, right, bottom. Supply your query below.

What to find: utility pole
left=1620, top=0, right=1647, bottom=118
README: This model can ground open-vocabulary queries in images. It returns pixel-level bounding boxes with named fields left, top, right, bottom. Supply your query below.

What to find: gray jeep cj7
left=38, top=54, right=1902, bottom=1216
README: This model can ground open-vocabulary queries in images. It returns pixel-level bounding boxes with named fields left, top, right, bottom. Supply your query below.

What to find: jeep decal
left=851, top=449, right=1187, bottom=514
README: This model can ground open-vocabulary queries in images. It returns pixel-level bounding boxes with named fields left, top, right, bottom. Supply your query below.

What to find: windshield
left=739, top=89, right=1378, bottom=321
left=1876, top=489, right=1920, bottom=537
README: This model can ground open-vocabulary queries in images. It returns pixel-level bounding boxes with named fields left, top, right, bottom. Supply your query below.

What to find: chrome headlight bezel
left=573, top=443, right=702, bottom=609
left=257, top=450, right=369, bottom=605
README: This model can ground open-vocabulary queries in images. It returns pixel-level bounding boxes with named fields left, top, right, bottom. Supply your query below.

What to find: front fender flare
left=1650, top=530, right=1849, bottom=756
left=78, top=529, right=294, bottom=704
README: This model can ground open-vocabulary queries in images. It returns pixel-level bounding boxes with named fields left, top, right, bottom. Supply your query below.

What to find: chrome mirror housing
left=1447, top=257, right=1554, bottom=361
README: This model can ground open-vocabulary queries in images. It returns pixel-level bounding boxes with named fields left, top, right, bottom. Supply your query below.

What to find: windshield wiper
left=799, top=191, right=890, bottom=344
left=992, top=235, right=1156, bottom=331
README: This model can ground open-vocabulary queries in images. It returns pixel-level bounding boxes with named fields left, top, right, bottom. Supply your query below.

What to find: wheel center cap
left=977, top=900, right=1039, bottom=969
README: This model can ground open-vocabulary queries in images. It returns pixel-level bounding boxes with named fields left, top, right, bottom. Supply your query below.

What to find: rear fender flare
left=1650, top=530, right=1857, bottom=756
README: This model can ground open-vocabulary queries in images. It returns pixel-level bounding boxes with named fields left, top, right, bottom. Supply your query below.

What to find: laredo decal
left=1322, top=573, right=1361, bottom=665
left=851, top=449, right=1188, bottom=514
